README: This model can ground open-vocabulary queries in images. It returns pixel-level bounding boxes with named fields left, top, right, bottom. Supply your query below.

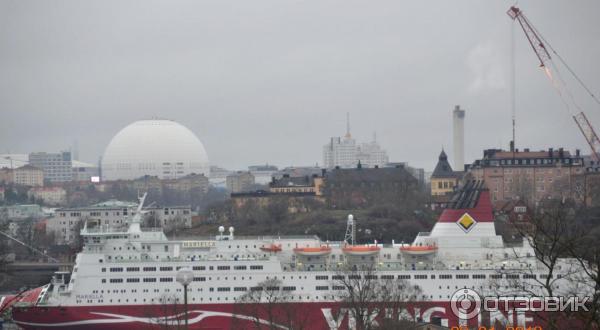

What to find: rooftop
left=481, top=148, right=578, bottom=160
left=324, top=165, right=416, bottom=183
left=270, top=175, right=315, bottom=187
left=92, top=200, right=137, bottom=208
left=15, top=164, right=42, bottom=171
left=431, top=150, right=458, bottom=179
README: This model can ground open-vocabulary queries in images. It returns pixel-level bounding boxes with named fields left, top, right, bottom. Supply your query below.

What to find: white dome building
left=101, top=120, right=209, bottom=181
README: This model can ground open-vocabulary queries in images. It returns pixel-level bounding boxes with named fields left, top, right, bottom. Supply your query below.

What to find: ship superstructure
left=2, top=183, right=591, bottom=329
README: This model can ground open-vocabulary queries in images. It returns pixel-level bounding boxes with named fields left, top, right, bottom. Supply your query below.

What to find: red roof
left=438, top=190, right=494, bottom=223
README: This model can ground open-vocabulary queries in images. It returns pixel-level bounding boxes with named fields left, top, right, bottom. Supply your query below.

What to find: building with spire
left=430, top=149, right=461, bottom=196
left=322, top=114, right=389, bottom=169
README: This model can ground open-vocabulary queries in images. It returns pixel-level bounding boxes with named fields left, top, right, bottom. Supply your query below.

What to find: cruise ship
left=0, top=182, right=591, bottom=329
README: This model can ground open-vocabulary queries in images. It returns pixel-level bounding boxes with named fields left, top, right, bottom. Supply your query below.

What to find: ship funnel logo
left=456, top=213, right=476, bottom=233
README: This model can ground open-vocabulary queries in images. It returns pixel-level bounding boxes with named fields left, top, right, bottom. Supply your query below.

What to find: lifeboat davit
left=342, top=245, right=381, bottom=256
left=399, top=245, right=437, bottom=255
left=293, top=246, right=332, bottom=256
left=260, top=244, right=282, bottom=252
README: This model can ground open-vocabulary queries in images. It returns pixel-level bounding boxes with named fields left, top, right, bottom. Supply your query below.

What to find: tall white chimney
left=453, top=105, right=465, bottom=171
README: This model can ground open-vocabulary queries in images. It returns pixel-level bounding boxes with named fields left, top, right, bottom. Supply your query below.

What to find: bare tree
left=566, top=213, right=600, bottom=329
left=143, top=293, right=185, bottom=330
left=164, top=215, right=188, bottom=238
left=511, top=172, right=535, bottom=207
left=332, top=265, right=421, bottom=330
left=497, top=199, right=585, bottom=329
left=143, top=212, right=161, bottom=228
left=232, top=278, right=311, bottom=330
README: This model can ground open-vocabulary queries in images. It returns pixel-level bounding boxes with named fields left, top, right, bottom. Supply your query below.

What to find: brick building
left=468, top=148, right=585, bottom=204
left=322, top=165, right=418, bottom=209
left=14, top=165, right=44, bottom=187
left=269, top=174, right=324, bottom=196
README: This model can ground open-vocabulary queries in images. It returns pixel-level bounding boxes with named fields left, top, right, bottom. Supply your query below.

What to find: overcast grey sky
left=1, top=0, right=599, bottom=171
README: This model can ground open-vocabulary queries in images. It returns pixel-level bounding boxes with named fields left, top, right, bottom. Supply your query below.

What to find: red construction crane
left=507, top=6, right=600, bottom=161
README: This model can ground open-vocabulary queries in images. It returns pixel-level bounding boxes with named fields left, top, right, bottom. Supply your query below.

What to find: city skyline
left=1, top=1, right=599, bottom=171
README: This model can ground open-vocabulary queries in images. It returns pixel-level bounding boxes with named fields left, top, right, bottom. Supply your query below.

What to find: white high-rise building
left=29, top=151, right=73, bottom=183
left=357, top=140, right=389, bottom=168
left=323, top=114, right=389, bottom=169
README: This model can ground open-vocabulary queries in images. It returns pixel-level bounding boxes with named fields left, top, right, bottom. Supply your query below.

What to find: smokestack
left=453, top=105, right=465, bottom=171
left=72, top=140, right=79, bottom=161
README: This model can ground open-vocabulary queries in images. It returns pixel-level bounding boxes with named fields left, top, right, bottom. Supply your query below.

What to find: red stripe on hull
left=11, top=301, right=556, bottom=330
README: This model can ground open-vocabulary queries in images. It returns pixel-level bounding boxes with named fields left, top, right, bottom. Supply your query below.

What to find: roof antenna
left=510, top=13, right=517, bottom=153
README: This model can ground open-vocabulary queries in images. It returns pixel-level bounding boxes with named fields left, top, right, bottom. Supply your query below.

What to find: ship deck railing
left=141, top=228, right=165, bottom=232
left=173, top=234, right=320, bottom=241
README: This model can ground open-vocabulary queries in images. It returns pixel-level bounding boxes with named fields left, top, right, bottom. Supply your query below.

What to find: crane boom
left=573, top=112, right=600, bottom=162
left=507, top=6, right=551, bottom=68
left=508, top=6, right=600, bottom=161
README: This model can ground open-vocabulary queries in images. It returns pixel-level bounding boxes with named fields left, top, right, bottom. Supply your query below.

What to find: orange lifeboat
left=293, top=246, right=332, bottom=256
left=260, top=244, right=282, bottom=252
left=399, top=245, right=437, bottom=256
left=342, top=245, right=381, bottom=256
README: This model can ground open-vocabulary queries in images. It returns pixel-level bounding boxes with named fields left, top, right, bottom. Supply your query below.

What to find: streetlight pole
left=183, top=283, right=188, bottom=329
left=176, top=267, right=193, bottom=330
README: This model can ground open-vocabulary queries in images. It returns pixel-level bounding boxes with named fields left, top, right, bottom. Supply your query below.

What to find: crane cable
left=0, top=229, right=59, bottom=263
left=530, top=20, right=600, bottom=107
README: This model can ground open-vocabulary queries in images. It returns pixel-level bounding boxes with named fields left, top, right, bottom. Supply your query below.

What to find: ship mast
left=128, top=192, right=147, bottom=233
left=344, top=214, right=356, bottom=246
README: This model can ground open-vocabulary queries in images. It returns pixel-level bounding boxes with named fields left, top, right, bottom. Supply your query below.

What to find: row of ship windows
left=314, top=273, right=545, bottom=280
left=104, top=265, right=264, bottom=272
left=100, top=276, right=256, bottom=283
left=92, top=281, right=549, bottom=298
left=77, top=294, right=347, bottom=305
left=99, top=269, right=550, bottom=280
left=98, top=273, right=551, bottom=285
